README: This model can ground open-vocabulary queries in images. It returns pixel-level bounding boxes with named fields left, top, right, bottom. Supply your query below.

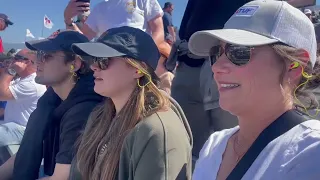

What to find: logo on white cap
left=234, top=6, right=259, bottom=17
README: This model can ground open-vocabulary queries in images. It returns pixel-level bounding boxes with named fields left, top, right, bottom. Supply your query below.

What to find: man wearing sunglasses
left=0, top=49, right=46, bottom=147
left=0, top=29, right=103, bottom=180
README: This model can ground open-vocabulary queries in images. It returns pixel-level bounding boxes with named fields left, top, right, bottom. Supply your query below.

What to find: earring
left=70, top=65, right=77, bottom=77
left=288, top=78, right=291, bottom=85
left=137, top=70, right=142, bottom=74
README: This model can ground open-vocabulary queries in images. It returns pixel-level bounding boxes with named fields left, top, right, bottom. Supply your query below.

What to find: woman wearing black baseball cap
left=69, top=26, right=193, bottom=180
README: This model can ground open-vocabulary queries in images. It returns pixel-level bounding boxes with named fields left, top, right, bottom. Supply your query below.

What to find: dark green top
left=69, top=97, right=193, bottom=180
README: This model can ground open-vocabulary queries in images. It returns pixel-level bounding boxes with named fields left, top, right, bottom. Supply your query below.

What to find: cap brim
left=189, top=29, right=279, bottom=57
left=6, top=20, right=13, bottom=25
left=25, top=39, right=61, bottom=52
left=72, top=42, right=125, bottom=58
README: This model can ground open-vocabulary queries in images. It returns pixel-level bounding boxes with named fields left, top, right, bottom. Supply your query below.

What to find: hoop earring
left=137, top=74, right=151, bottom=88
left=70, top=65, right=77, bottom=77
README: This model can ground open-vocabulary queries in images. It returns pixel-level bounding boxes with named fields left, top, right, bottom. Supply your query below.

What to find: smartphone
left=76, top=0, right=90, bottom=2
left=76, top=0, right=90, bottom=9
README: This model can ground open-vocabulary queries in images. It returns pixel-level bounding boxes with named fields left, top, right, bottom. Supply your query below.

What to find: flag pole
left=41, top=24, right=44, bottom=37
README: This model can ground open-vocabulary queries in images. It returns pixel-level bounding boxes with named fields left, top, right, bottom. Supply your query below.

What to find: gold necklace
left=233, top=134, right=245, bottom=163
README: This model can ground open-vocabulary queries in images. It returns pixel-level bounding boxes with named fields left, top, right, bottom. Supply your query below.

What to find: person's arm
left=148, top=15, right=165, bottom=47
left=38, top=164, right=70, bottom=180
left=0, top=154, right=16, bottom=180
left=145, top=0, right=164, bottom=46
left=0, top=72, right=14, bottom=101
left=64, top=0, right=97, bottom=40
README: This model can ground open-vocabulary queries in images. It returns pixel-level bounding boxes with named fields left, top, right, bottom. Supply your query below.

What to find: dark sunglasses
left=13, top=54, right=29, bottom=61
left=210, top=43, right=254, bottom=66
left=86, top=57, right=110, bottom=70
left=36, top=51, right=67, bottom=62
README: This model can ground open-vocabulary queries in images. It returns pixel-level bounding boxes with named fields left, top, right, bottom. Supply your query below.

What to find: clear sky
left=1, top=0, right=319, bottom=43
left=0, top=0, right=187, bottom=43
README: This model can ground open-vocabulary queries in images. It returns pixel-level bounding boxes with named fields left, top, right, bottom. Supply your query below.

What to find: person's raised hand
left=64, top=0, right=90, bottom=24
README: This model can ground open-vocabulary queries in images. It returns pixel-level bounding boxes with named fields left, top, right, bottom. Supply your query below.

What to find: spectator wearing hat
left=0, top=13, right=13, bottom=54
left=69, top=26, right=193, bottom=180
left=189, top=1, right=320, bottom=179
left=304, top=9, right=313, bottom=21
left=0, top=13, right=13, bottom=31
left=0, top=30, right=103, bottom=180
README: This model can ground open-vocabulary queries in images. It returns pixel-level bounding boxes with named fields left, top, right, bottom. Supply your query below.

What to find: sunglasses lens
left=226, top=44, right=251, bottom=66
left=98, top=59, right=108, bottom=70
left=210, top=45, right=223, bottom=65
left=37, top=52, right=44, bottom=61
left=89, top=57, right=108, bottom=70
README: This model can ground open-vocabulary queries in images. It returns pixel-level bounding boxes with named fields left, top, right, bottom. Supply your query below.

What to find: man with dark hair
left=0, top=29, right=103, bottom=180
left=162, top=2, right=175, bottom=44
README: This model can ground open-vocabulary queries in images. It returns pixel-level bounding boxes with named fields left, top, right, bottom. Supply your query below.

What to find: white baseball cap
left=304, top=9, right=312, bottom=15
left=188, top=0, right=317, bottom=68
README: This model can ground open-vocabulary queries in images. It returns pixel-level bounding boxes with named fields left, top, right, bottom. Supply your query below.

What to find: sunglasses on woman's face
left=210, top=43, right=254, bottom=66
left=87, top=57, right=110, bottom=70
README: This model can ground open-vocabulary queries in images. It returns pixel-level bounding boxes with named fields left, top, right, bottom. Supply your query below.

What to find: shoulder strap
left=226, top=110, right=306, bottom=180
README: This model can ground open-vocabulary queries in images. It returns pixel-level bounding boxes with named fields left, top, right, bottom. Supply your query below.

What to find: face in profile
left=0, top=18, right=7, bottom=31
left=212, top=43, right=284, bottom=115
left=35, top=51, right=72, bottom=86
left=90, top=57, right=140, bottom=97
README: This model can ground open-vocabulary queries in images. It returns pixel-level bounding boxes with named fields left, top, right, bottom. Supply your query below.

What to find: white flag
left=26, top=29, right=35, bottom=38
left=44, top=15, right=54, bottom=29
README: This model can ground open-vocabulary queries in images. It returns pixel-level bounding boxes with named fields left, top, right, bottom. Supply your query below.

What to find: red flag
left=44, top=15, right=54, bottom=29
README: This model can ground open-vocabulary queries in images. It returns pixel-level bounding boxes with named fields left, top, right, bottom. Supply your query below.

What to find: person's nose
left=212, top=54, right=232, bottom=75
left=90, top=63, right=100, bottom=72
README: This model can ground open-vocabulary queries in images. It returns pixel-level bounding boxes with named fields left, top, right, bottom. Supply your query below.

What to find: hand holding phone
left=65, top=0, right=90, bottom=21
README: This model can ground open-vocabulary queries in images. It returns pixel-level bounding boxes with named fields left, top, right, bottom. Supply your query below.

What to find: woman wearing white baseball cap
left=189, top=1, right=320, bottom=180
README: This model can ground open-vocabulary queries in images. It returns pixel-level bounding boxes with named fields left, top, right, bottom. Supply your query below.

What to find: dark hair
left=272, top=44, right=320, bottom=112
left=164, top=2, right=172, bottom=9
left=63, top=52, right=92, bottom=77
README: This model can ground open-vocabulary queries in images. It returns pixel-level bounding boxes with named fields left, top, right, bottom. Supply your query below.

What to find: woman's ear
left=73, top=56, right=83, bottom=72
left=133, top=69, right=144, bottom=79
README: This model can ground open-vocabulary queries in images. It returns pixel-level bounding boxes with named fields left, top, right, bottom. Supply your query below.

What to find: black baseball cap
left=25, top=29, right=89, bottom=53
left=0, top=13, right=13, bottom=26
left=72, top=26, right=160, bottom=70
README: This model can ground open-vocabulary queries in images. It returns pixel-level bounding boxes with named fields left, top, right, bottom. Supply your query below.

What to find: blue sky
left=1, top=0, right=319, bottom=43
left=0, top=0, right=187, bottom=43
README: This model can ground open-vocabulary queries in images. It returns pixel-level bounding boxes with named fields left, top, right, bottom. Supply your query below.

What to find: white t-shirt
left=193, top=120, right=320, bottom=180
left=86, top=0, right=163, bottom=36
left=4, top=73, right=47, bottom=127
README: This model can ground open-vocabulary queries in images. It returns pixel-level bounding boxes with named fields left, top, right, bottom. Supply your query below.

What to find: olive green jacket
left=69, top=96, right=193, bottom=180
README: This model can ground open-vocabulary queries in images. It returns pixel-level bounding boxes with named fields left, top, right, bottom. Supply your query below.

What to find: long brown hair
left=76, top=58, right=170, bottom=180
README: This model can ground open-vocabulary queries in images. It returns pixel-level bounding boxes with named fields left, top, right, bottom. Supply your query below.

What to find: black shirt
left=178, top=0, right=252, bottom=67
left=13, top=74, right=103, bottom=180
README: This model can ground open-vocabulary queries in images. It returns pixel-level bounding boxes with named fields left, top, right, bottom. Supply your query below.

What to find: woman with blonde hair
left=189, top=1, right=320, bottom=180
left=69, top=26, right=193, bottom=180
